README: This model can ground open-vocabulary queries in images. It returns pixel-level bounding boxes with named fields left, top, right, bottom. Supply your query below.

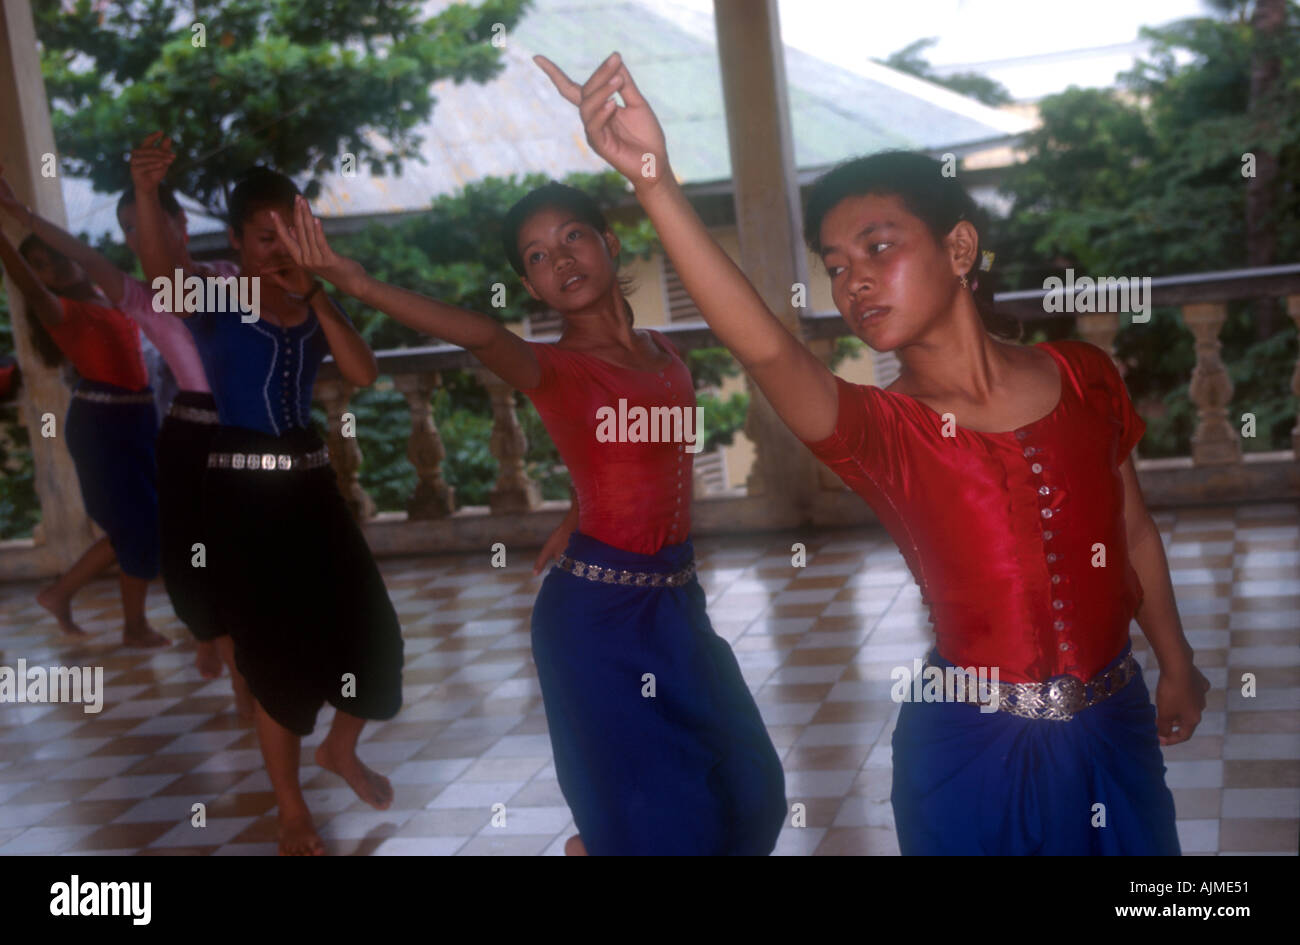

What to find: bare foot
left=278, top=811, right=326, bottom=856
left=123, top=619, right=170, bottom=649
left=195, top=640, right=222, bottom=679
left=314, top=741, right=394, bottom=810
left=36, top=586, right=87, bottom=637
left=564, top=834, right=588, bottom=856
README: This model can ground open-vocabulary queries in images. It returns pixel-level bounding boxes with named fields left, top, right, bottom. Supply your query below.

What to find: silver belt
left=924, top=651, right=1138, bottom=721
left=168, top=404, right=220, bottom=425
left=74, top=389, right=153, bottom=405
left=554, top=553, right=695, bottom=588
left=207, top=445, right=330, bottom=471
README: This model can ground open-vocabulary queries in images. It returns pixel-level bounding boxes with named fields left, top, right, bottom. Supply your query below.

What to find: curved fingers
left=579, top=52, right=622, bottom=98
left=613, top=63, right=647, bottom=107
left=533, top=55, right=583, bottom=105
left=269, top=210, right=304, bottom=264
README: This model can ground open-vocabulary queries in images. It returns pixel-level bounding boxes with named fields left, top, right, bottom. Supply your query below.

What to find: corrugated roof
left=57, top=0, right=1032, bottom=241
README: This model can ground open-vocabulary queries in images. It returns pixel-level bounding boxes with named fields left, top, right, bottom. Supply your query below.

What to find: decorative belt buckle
left=1045, top=675, right=1086, bottom=719
left=277, top=454, right=292, bottom=470
left=231, top=453, right=246, bottom=469
left=260, top=453, right=275, bottom=470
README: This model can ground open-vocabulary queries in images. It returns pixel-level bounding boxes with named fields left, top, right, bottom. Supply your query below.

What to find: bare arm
left=535, top=53, right=838, bottom=442
left=1121, top=457, right=1210, bottom=744
left=271, top=195, right=541, bottom=391
left=0, top=228, right=63, bottom=328
left=311, top=289, right=379, bottom=387
left=130, top=133, right=193, bottom=313
left=0, top=166, right=125, bottom=303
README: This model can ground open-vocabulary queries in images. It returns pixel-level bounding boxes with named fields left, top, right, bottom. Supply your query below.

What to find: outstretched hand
left=534, top=52, right=670, bottom=192
left=269, top=195, right=363, bottom=294
left=130, top=132, right=176, bottom=192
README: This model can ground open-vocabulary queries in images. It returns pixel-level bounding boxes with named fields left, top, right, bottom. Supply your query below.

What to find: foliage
left=0, top=284, right=39, bottom=540
left=34, top=0, right=529, bottom=215
left=876, top=38, right=1013, bottom=106
left=698, top=390, right=749, bottom=452
left=988, top=3, right=1300, bottom=456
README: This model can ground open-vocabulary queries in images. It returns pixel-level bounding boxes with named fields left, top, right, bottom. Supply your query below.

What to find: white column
left=713, top=0, right=819, bottom=522
left=0, top=0, right=96, bottom=570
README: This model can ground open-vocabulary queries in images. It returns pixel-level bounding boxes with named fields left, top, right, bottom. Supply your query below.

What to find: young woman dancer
left=0, top=180, right=168, bottom=649
left=537, top=52, right=1211, bottom=855
left=1, top=160, right=251, bottom=703
left=268, top=182, right=788, bottom=856
left=130, top=142, right=404, bottom=855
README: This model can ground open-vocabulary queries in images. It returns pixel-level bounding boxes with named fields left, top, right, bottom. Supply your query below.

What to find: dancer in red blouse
left=539, top=52, right=1210, bottom=854
left=0, top=221, right=167, bottom=649
left=268, top=184, right=787, bottom=855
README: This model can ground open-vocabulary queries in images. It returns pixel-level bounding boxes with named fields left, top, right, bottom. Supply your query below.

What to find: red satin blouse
left=46, top=295, right=148, bottom=391
left=803, top=340, right=1146, bottom=684
left=522, top=330, right=695, bottom=556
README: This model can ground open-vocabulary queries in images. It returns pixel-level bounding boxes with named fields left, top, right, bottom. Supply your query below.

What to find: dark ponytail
left=803, top=151, right=1020, bottom=341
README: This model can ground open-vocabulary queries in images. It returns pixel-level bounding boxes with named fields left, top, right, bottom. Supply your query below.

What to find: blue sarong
left=64, top=379, right=160, bottom=580
left=891, top=641, right=1181, bottom=855
left=532, top=531, right=787, bottom=855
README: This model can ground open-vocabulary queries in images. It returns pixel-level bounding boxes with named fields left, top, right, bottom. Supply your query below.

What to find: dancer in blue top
left=130, top=137, right=404, bottom=856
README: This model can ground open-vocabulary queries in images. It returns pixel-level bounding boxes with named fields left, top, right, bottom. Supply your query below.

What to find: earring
left=959, top=274, right=969, bottom=289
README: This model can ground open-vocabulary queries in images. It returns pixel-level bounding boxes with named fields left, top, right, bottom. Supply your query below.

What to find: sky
left=660, top=0, right=1213, bottom=100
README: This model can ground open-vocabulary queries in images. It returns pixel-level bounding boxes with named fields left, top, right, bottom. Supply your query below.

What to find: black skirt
left=201, top=425, right=404, bottom=735
left=157, top=391, right=223, bottom=641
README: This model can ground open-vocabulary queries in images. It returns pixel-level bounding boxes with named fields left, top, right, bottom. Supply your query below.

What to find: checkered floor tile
left=0, top=502, right=1296, bottom=855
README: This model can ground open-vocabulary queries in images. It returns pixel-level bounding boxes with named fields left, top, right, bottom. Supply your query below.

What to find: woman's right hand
left=533, top=502, right=579, bottom=576
left=270, top=194, right=365, bottom=294
left=129, top=132, right=175, bottom=192
left=535, top=52, right=670, bottom=194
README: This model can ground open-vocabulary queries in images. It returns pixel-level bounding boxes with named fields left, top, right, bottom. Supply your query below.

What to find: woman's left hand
left=1154, top=663, right=1210, bottom=746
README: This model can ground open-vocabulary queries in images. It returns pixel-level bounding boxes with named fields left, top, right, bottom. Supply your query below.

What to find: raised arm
left=0, top=227, right=64, bottom=329
left=270, top=194, right=541, bottom=392
left=0, top=164, right=125, bottom=304
left=535, top=52, right=838, bottom=442
left=130, top=133, right=194, bottom=310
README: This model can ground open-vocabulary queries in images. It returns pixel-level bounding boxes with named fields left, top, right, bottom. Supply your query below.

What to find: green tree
left=876, top=38, right=1013, bottom=106
left=35, top=0, right=529, bottom=213
left=991, top=2, right=1300, bottom=457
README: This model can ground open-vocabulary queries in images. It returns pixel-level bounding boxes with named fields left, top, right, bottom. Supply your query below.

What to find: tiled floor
left=0, top=502, right=1296, bottom=855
